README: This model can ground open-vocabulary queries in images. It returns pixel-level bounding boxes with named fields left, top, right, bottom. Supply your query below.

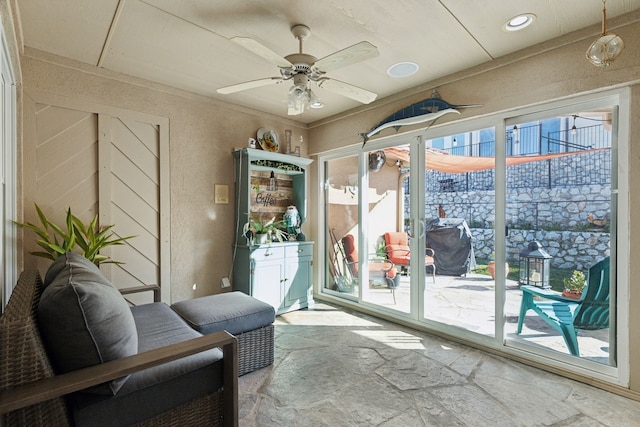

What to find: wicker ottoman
left=171, top=291, right=275, bottom=376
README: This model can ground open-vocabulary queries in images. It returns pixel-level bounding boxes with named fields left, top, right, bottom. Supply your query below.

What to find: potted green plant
left=243, top=213, right=287, bottom=244
left=15, top=204, right=135, bottom=266
left=487, top=252, right=509, bottom=280
left=562, top=270, right=586, bottom=300
left=375, top=240, right=387, bottom=258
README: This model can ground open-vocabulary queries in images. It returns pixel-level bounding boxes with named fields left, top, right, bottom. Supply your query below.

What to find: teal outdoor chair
left=516, top=257, right=610, bottom=357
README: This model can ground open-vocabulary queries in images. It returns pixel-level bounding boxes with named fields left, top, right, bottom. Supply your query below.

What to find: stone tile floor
left=239, top=302, right=640, bottom=426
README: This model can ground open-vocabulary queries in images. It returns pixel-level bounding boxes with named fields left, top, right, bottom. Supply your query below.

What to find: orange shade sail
left=383, top=147, right=609, bottom=174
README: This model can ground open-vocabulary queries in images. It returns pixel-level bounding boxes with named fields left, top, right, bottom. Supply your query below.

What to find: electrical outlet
left=220, top=277, right=231, bottom=288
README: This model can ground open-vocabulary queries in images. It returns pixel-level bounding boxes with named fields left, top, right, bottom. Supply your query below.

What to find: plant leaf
left=15, top=221, right=50, bottom=242
left=28, top=251, right=56, bottom=261
left=19, top=205, right=136, bottom=265
left=42, top=242, right=68, bottom=255
left=35, top=204, right=50, bottom=229
left=71, top=215, right=87, bottom=236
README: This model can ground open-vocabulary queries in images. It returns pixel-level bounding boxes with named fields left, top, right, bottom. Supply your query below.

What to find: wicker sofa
left=0, top=253, right=238, bottom=427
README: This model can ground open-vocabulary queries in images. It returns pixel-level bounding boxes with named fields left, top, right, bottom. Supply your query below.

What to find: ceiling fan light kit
left=586, top=0, right=624, bottom=67
left=217, top=24, right=379, bottom=115
left=309, top=94, right=324, bottom=109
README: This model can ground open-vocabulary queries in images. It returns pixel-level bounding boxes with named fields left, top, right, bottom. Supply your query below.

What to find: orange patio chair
left=384, top=231, right=436, bottom=282
left=341, top=234, right=399, bottom=303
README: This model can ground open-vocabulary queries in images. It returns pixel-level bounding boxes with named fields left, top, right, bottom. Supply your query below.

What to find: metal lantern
left=519, top=240, right=552, bottom=288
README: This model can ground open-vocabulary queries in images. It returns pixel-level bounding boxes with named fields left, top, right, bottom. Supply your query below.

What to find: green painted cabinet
left=283, top=243, right=313, bottom=308
left=231, top=148, right=314, bottom=314
left=232, top=242, right=313, bottom=314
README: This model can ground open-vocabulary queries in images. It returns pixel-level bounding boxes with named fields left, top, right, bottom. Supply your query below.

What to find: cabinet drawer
left=250, top=246, right=284, bottom=261
left=285, top=244, right=313, bottom=258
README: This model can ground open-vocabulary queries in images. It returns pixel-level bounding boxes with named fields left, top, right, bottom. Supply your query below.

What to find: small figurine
left=283, top=205, right=301, bottom=240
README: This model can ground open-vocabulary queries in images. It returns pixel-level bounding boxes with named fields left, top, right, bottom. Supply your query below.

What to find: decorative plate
left=257, top=128, right=279, bottom=153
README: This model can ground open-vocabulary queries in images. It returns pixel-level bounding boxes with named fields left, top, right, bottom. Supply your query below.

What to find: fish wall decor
left=360, top=90, right=482, bottom=146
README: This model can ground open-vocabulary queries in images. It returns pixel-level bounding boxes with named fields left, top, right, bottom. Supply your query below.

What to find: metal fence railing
left=422, top=124, right=611, bottom=193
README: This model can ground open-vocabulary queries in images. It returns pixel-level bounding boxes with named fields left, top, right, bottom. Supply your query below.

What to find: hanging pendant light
left=586, top=0, right=624, bottom=67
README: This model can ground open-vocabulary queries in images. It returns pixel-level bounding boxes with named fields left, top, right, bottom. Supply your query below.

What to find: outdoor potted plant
left=562, top=270, right=586, bottom=300
left=14, top=204, right=135, bottom=266
left=487, top=252, right=509, bottom=280
left=243, top=213, right=287, bottom=244
left=375, top=240, right=387, bottom=258
left=388, top=266, right=400, bottom=289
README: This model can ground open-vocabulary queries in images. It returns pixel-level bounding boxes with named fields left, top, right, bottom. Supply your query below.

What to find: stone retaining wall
left=469, top=227, right=610, bottom=271
left=420, top=184, right=611, bottom=270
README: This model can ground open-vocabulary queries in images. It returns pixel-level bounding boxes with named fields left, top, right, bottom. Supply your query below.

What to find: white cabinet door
left=252, top=260, right=284, bottom=312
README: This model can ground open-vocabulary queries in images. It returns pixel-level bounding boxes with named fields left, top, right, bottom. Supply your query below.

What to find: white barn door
left=26, top=99, right=169, bottom=301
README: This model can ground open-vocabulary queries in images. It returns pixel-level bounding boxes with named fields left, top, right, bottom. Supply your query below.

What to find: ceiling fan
left=217, top=24, right=380, bottom=115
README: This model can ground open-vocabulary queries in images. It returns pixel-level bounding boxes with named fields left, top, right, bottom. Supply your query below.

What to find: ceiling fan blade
left=217, top=77, right=284, bottom=94
left=314, top=41, right=379, bottom=73
left=231, top=37, right=292, bottom=68
left=318, top=78, right=377, bottom=104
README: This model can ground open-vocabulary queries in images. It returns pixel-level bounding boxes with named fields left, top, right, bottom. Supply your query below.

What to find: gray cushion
left=121, top=302, right=223, bottom=392
left=171, top=291, right=275, bottom=335
left=69, top=303, right=224, bottom=427
left=38, top=252, right=138, bottom=395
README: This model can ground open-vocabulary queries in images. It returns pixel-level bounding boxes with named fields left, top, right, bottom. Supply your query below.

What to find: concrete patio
left=361, top=272, right=611, bottom=364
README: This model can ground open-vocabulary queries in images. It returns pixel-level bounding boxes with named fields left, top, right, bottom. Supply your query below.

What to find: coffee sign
left=250, top=170, right=293, bottom=219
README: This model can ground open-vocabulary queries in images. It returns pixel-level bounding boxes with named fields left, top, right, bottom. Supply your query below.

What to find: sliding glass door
left=321, top=90, right=624, bottom=379
left=324, top=155, right=359, bottom=299
left=323, top=144, right=417, bottom=314
left=504, top=104, right=616, bottom=367
left=422, top=127, right=497, bottom=336
left=361, top=144, right=413, bottom=313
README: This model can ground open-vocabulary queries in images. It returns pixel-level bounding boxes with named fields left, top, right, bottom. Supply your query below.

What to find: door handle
left=418, top=219, right=426, bottom=239
left=407, top=218, right=415, bottom=238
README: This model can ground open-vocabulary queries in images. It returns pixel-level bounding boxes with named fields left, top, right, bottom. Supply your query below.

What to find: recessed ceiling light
left=503, top=13, right=536, bottom=32
left=387, top=61, right=419, bottom=78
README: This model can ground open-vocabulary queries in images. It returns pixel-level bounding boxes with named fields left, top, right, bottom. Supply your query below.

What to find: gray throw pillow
left=38, top=252, right=138, bottom=395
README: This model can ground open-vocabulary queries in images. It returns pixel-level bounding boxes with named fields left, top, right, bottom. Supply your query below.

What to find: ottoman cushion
left=171, top=291, right=275, bottom=335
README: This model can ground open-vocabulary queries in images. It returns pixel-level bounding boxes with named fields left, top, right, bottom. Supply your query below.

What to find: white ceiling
left=16, top=0, right=640, bottom=124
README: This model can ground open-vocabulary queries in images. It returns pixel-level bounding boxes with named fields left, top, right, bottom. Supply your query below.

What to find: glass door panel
left=504, top=108, right=615, bottom=366
left=362, top=145, right=411, bottom=313
left=422, top=128, right=497, bottom=336
left=324, top=155, right=359, bottom=299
